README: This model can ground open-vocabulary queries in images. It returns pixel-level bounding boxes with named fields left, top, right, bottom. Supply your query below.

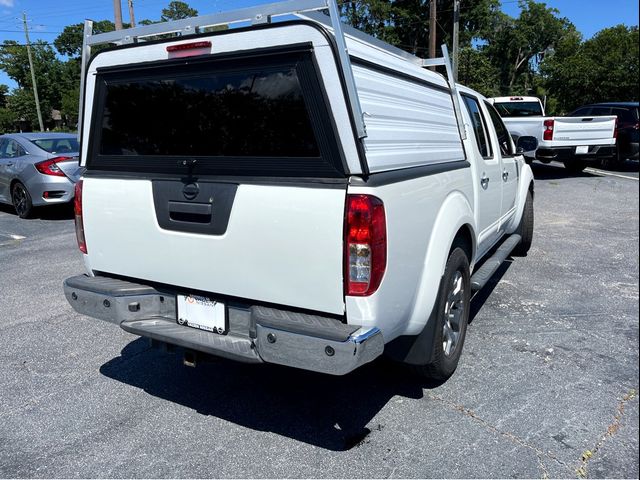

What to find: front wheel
left=411, top=246, right=471, bottom=380
left=11, top=182, right=34, bottom=219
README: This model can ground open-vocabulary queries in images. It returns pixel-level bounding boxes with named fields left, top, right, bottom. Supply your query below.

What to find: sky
left=1, top=0, right=639, bottom=89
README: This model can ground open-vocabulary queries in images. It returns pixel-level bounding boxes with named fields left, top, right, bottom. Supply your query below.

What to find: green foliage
left=161, top=1, right=198, bottom=21
left=6, top=88, right=39, bottom=130
left=54, top=20, right=117, bottom=58
left=542, top=25, right=639, bottom=112
left=483, top=0, right=574, bottom=94
left=339, top=0, right=500, bottom=56
left=0, top=84, right=8, bottom=108
left=457, top=46, right=501, bottom=97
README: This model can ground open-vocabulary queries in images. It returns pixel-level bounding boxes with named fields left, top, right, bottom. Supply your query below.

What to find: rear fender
left=385, top=191, right=475, bottom=364
left=406, top=190, right=475, bottom=335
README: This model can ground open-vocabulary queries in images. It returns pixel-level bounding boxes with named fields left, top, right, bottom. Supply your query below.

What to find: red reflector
left=345, top=194, right=386, bottom=296
left=543, top=119, right=554, bottom=141
left=34, top=156, right=72, bottom=177
left=166, top=41, right=211, bottom=52
left=74, top=180, right=87, bottom=254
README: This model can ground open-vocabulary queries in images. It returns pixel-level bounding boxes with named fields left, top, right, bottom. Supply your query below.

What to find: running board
left=470, top=234, right=521, bottom=291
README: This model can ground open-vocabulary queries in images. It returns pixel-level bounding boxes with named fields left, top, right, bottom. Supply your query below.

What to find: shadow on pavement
left=100, top=338, right=429, bottom=451
left=470, top=260, right=513, bottom=324
left=99, top=243, right=520, bottom=451
left=529, top=162, right=598, bottom=180
left=0, top=202, right=73, bottom=221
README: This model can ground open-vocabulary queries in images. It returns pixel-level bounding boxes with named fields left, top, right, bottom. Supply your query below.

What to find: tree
left=161, top=1, right=198, bottom=21
left=339, top=0, right=500, bottom=57
left=542, top=25, right=639, bottom=112
left=483, top=0, right=574, bottom=95
left=457, top=46, right=501, bottom=97
left=54, top=20, right=117, bottom=58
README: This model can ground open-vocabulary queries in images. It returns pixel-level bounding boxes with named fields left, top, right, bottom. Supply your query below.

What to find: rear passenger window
left=461, top=95, right=492, bottom=158
left=485, top=102, right=515, bottom=157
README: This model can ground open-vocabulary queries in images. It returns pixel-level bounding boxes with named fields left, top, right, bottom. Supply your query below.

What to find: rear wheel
left=411, top=246, right=470, bottom=380
left=600, top=148, right=622, bottom=170
left=563, top=160, right=587, bottom=172
left=513, top=190, right=534, bottom=256
left=11, top=182, right=34, bottom=219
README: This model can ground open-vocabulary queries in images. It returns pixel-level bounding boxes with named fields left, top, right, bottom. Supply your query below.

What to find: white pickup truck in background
left=63, top=2, right=536, bottom=382
left=489, top=96, right=617, bottom=172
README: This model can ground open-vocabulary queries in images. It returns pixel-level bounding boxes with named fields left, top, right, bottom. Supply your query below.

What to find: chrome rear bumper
left=63, top=275, right=383, bottom=375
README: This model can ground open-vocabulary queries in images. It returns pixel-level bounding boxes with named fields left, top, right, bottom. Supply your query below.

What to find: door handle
left=502, top=170, right=509, bottom=181
left=480, top=175, right=490, bottom=190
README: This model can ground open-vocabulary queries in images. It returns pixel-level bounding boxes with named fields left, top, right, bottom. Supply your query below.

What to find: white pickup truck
left=489, top=96, right=617, bottom=171
left=64, top=1, right=535, bottom=381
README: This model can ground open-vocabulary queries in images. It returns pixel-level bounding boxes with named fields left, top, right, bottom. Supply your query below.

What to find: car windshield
left=493, top=101, right=543, bottom=117
left=30, top=137, right=79, bottom=154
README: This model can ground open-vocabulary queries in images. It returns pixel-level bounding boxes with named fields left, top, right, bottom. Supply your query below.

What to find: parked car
left=64, top=3, right=535, bottom=381
left=489, top=96, right=617, bottom=172
left=0, top=133, right=81, bottom=218
left=568, top=102, right=639, bottom=166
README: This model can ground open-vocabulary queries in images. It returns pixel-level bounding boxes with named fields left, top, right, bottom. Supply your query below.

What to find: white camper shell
left=64, top=0, right=535, bottom=380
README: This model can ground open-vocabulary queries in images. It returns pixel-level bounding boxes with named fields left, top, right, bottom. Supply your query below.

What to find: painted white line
left=585, top=168, right=639, bottom=181
left=9, top=234, right=25, bottom=240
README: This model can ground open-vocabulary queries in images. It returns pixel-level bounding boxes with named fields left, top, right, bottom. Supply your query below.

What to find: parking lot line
left=585, top=168, right=639, bottom=181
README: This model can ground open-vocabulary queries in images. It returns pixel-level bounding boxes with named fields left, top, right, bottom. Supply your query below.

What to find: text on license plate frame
left=176, top=294, right=227, bottom=334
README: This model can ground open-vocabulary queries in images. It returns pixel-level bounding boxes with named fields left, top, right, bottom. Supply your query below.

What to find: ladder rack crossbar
left=86, top=0, right=328, bottom=46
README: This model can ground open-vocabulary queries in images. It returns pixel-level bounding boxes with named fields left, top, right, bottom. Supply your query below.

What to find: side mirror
left=516, top=136, right=538, bottom=154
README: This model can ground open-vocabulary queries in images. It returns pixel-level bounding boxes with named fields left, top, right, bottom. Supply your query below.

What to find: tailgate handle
left=168, top=201, right=212, bottom=223
left=581, top=118, right=594, bottom=121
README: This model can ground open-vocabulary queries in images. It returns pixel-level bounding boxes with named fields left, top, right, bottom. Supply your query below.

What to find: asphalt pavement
left=0, top=161, right=638, bottom=478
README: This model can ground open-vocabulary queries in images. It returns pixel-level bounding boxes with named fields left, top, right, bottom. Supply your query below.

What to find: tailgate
left=551, top=116, right=617, bottom=146
left=83, top=178, right=347, bottom=315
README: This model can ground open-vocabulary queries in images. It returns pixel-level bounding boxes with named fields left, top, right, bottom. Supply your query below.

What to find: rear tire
left=11, top=182, right=34, bottom=219
left=410, top=246, right=471, bottom=380
left=513, top=190, right=534, bottom=256
left=600, top=148, right=622, bottom=170
left=563, top=160, right=587, bottom=172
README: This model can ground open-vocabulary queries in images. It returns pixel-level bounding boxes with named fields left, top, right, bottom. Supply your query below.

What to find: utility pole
left=128, top=0, right=136, bottom=28
left=428, top=0, right=437, bottom=70
left=22, top=12, right=44, bottom=132
left=452, top=0, right=460, bottom=81
left=113, top=0, right=123, bottom=30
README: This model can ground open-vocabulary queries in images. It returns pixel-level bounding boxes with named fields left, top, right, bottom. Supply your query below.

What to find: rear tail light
left=74, top=180, right=87, bottom=254
left=614, top=117, right=618, bottom=138
left=543, top=119, right=554, bottom=141
left=345, top=194, right=386, bottom=296
left=34, top=156, right=72, bottom=177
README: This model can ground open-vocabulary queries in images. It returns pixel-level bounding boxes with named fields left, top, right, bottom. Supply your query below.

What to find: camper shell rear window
left=87, top=46, right=346, bottom=177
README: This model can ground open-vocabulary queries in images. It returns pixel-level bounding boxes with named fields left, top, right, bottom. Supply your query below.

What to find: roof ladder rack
left=77, top=0, right=366, bottom=142
left=422, top=45, right=467, bottom=141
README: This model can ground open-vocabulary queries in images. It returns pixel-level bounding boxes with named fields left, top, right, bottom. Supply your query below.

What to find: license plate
left=176, top=294, right=226, bottom=334
left=575, top=145, right=589, bottom=154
